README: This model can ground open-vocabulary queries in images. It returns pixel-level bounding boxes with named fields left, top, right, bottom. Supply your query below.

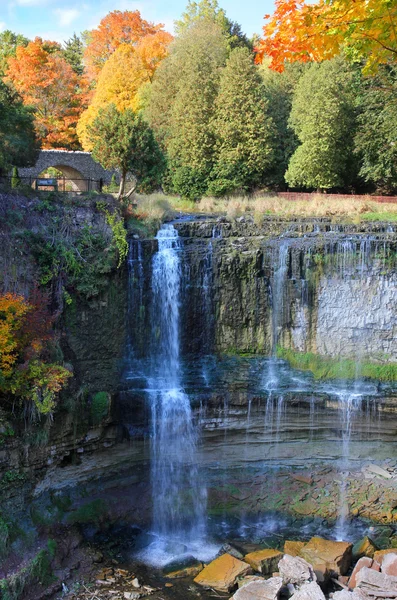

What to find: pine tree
left=63, top=34, right=84, bottom=76
left=209, top=47, right=276, bottom=196
left=286, top=57, right=357, bottom=191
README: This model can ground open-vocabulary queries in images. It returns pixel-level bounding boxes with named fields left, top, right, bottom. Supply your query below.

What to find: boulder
left=194, top=553, right=251, bottom=592
left=164, top=555, right=203, bottom=579
left=381, top=553, right=397, bottom=577
left=237, top=576, right=264, bottom=588
left=231, top=577, right=283, bottom=600
left=219, top=543, right=245, bottom=561
left=300, top=537, right=352, bottom=580
left=244, top=549, right=283, bottom=575
left=278, top=555, right=317, bottom=586
left=374, top=549, right=397, bottom=565
left=289, top=581, right=326, bottom=599
left=356, top=566, right=397, bottom=596
left=284, top=541, right=306, bottom=557
left=348, top=556, right=379, bottom=589
left=352, top=536, right=378, bottom=560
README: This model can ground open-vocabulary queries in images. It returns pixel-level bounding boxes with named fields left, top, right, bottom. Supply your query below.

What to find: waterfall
left=140, top=223, right=210, bottom=566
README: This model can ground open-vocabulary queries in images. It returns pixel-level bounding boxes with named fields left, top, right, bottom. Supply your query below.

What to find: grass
left=130, top=192, right=397, bottom=225
left=277, top=347, right=397, bottom=381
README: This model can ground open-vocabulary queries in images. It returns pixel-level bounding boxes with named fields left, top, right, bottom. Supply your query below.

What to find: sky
left=0, top=0, right=275, bottom=44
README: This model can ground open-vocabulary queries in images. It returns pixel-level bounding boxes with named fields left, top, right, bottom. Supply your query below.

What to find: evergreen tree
left=11, top=166, right=20, bottom=188
left=86, top=104, right=165, bottom=200
left=354, top=67, right=397, bottom=194
left=0, top=81, right=38, bottom=175
left=286, top=57, right=357, bottom=190
left=63, top=33, right=84, bottom=76
left=260, top=62, right=304, bottom=189
left=147, top=19, right=228, bottom=199
left=209, top=47, right=276, bottom=196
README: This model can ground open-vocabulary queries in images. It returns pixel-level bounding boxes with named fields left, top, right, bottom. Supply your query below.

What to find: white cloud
left=54, top=8, right=80, bottom=27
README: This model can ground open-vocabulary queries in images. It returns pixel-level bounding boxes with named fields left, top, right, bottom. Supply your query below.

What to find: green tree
left=11, top=166, right=20, bottom=188
left=0, top=30, right=29, bottom=77
left=63, top=33, right=84, bottom=76
left=86, top=104, right=164, bottom=200
left=146, top=19, right=228, bottom=199
left=209, top=47, right=276, bottom=196
left=0, top=81, right=38, bottom=175
left=175, top=0, right=251, bottom=49
left=260, top=62, right=304, bottom=188
left=286, top=57, right=357, bottom=191
left=354, top=67, right=397, bottom=194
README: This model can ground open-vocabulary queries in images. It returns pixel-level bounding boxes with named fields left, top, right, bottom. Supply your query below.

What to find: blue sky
left=0, top=0, right=275, bottom=43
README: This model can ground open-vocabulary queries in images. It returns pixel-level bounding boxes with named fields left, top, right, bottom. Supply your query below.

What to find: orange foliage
left=0, top=292, right=71, bottom=414
left=256, top=0, right=397, bottom=73
left=6, top=37, right=87, bottom=148
left=83, top=10, right=164, bottom=80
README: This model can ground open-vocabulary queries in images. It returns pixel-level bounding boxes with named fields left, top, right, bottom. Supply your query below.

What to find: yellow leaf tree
left=78, top=31, right=173, bottom=150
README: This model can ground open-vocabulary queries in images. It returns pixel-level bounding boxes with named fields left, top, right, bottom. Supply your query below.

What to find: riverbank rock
left=278, top=555, right=317, bottom=586
left=289, top=581, right=326, bottom=599
left=194, top=553, right=251, bottom=592
left=352, top=536, right=378, bottom=560
left=348, top=557, right=380, bottom=589
left=356, top=565, right=397, bottom=595
left=373, top=549, right=397, bottom=565
left=244, top=549, right=283, bottom=574
left=163, top=556, right=203, bottom=579
left=237, top=576, right=264, bottom=588
left=284, top=541, right=306, bottom=557
left=231, top=577, right=283, bottom=600
left=381, top=553, right=397, bottom=577
left=300, top=537, right=352, bottom=580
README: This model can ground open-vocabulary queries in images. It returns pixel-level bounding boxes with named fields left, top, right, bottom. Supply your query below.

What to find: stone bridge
left=18, top=150, right=117, bottom=192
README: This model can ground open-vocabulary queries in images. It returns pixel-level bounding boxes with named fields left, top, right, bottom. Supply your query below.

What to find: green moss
left=66, top=499, right=107, bottom=525
left=90, top=392, right=110, bottom=425
left=0, top=541, right=56, bottom=599
left=277, top=347, right=397, bottom=381
left=361, top=212, right=397, bottom=222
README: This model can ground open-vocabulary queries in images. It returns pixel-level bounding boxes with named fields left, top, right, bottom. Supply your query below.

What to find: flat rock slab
left=289, top=581, right=326, bottom=599
left=367, top=465, right=393, bottom=479
left=244, top=549, right=283, bottom=574
left=300, top=536, right=352, bottom=579
left=278, top=554, right=317, bottom=586
left=194, top=553, right=251, bottom=592
left=356, top=565, right=397, bottom=596
left=231, top=577, right=283, bottom=600
left=284, top=541, right=306, bottom=557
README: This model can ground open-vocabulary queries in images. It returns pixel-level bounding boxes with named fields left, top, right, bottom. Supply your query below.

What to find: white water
left=139, top=224, right=215, bottom=566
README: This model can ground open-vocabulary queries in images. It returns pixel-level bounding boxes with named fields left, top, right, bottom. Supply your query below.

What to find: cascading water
left=140, top=223, right=211, bottom=566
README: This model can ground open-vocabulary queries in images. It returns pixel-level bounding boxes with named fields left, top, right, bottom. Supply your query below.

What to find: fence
left=0, top=175, right=104, bottom=193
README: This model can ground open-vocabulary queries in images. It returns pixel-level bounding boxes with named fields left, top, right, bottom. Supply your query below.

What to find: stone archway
left=38, top=164, right=89, bottom=192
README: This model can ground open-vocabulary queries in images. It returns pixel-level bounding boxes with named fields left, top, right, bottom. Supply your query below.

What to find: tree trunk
left=117, top=171, right=126, bottom=201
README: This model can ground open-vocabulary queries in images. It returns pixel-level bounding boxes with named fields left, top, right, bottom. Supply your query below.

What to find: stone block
left=300, top=537, right=352, bottom=579
left=244, top=549, right=283, bottom=575
left=194, top=553, right=251, bottom=592
left=231, top=577, right=283, bottom=600
left=284, top=541, right=306, bottom=557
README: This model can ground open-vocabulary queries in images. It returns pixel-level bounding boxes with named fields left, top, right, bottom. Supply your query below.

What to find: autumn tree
left=77, top=31, right=173, bottom=150
left=0, top=293, right=71, bottom=417
left=83, top=10, right=163, bottom=80
left=6, top=37, right=86, bottom=149
left=286, top=58, right=358, bottom=190
left=63, top=33, right=84, bottom=75
left=209, top=48, right=276, bottom=195
left=147, top=19, right=228, bottom=199
left=0, top=30, right=29, bottom=77
left=0, top=80, right=38, bottom=175
left=86, top=104, right=164, bottom=200
left=354, top=67, right=397, bottom=193
left=256, top=0, right=397, bottom=74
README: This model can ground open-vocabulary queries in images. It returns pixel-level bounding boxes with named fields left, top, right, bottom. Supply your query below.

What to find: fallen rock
left=220, top=543, right=245, bottom=560
left=232, top=577, right=283, bottom=600
left=289, top=581, right=326, bottom=599
left=300, top=537, right=352, bottom=580
left=381, top=553, right=397, bottom=577
left=348, top=557, right=379, bottom=589
left=123, top=593, right=141, bottom=600
left=333, top=590, right=367, bottom=599
left=237, top=576, right=264, bottom=588
left=164, top=556, right=203, bottom=579
left=292, top=474, right=313, bottom=485
left=278, top=554, right=317, bottom=586
left=366, top=465, right=393, bottom=479
left=374, top=549, right=397, bottom=565
left=352, top=536, right=378, bottom=560
left=356, top=566, right=397, bottom=596
left=284, top=541, right=306, bottom=557
left=194, top=553, right=251, bottom=592
left=244, top=549, right=283, bottom=575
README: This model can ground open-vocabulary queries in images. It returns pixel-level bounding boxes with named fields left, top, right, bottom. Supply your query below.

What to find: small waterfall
left=125, top=239, right=144, bottom=364
left=141, top=224, right=209, bottom=566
